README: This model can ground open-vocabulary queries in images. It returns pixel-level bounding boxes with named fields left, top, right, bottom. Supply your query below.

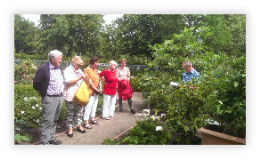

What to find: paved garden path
left=53, top=92, right=146, bottom=145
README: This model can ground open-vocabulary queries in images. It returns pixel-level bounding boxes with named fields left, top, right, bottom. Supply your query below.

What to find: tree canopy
left=14, top=14, right=246, bottom=64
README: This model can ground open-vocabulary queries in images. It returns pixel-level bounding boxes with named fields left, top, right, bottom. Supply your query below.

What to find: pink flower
left=32, top=80, right=33, bottom=83
left=14, top=81, right=17, bottom=84
left=21, top=79, right=24, bottom=81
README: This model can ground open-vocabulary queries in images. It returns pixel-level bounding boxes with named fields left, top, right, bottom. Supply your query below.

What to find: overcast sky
left=21, top=14, right=123, bottom=26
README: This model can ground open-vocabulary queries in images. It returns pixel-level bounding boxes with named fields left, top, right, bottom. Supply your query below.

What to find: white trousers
left=84, top=95, right=99, bottom=121
left=102, top=94, right=116, bottom=118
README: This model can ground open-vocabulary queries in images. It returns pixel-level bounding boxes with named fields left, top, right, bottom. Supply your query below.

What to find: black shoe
left=48, top=139, right=62, bottom=145
left=130, top=109, right=136, bottom=114
left=77, top=127, right=86, bottom=133
left=67, top=133, right=73, bottom=138
left=119, top=108, right=123, bottom=112
left=37, top=142, right=49, bottom=145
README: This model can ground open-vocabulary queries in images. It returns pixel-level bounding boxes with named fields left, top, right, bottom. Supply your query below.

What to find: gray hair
left=183, top=61, right=192, bottom=67
left=108, top=60, right=118, bottom=68
left=48, top=50, right=63, bottom=61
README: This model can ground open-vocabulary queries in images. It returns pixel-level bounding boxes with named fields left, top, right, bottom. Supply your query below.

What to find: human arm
left=33, top=66, right=44, bottom=95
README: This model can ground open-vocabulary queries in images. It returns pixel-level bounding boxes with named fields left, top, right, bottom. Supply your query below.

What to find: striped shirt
left=46, top=62, right=64, bottom=95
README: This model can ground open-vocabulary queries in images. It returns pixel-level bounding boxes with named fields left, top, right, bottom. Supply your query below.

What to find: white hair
left=48, top=50, right=63, bottom=61
left=108, top=60, right=118, bottom=68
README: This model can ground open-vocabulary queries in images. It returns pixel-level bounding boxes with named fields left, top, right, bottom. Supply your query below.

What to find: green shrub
left=58, top=101, right=67, bottom=122
left=130, top=77, right=142, bottom=92
left=14, top=84, right=42, bottom=130
left=116, top=118, right=171, bottom=145
left=14, top=60, right=36, bottom=85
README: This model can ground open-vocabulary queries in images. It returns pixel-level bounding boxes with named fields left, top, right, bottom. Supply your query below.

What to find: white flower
left=156, top=126, right=163, bottom=131
left=36, top=119, right=40, bottom=123
left=32, top=97, right=35, bottom=99
left=32, top=106, right=35, bottom=109
left=35, top=104, right=39, bottom=107
left=161, top=114, right=166, bottom=118
left=151, top=115, right=155, bottom=121
left=24, top=97, right=28, bottom=101
left=15, top=128, right=20, bottom=131
left=40, top=107, right=42, bottom=110
left=20, top=111, right=24, bottom=114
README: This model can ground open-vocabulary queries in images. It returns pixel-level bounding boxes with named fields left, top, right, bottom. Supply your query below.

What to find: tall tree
left=39, top=14, right=104, bottom=57
left=14, top=15, right=38, bottom=54
left=114, top=14, right=186, bottom=59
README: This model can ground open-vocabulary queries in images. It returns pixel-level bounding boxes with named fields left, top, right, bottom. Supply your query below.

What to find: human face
left=110, top=64, right=117, bottom=70
left=92, top=61, right=99, bottom=69
left=182, top=64, right=192, bottom=73
left=73, top=62, right=83, bottom=70
left=120, top=62, right=126, bottom=68
left=51, top=55, right=62, bottom=68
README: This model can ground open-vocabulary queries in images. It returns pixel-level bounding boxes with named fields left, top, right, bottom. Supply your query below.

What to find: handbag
left=73, top=81, right=90, bottom=106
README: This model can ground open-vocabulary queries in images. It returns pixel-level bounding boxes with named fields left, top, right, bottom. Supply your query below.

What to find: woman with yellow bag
left=63, top=56, right=88, bottom=138
left=83, top=57, right=102, bottom=129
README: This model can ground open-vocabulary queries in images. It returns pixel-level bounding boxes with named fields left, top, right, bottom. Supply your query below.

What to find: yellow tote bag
left=73, top=81, right=90, bottom=106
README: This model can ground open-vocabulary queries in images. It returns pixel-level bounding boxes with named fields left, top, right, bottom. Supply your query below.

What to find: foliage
left=15, top=54, right=48, bottom=60
left=103, top=118, right=171, bottom=145
left=14, top=60, right=36, bottom=85
left=58, top=101, right=67, bottom=122
left=38, top=14, right=104, bottom=57
left=14, top=86, right=42, bottom=129
left=14, top=14, right=39, bottom=54
left=114, top=14, right=186, bottom=59
left=14, top=133, right=32, bottom=144
left=102, top=138, right=118, bottom=145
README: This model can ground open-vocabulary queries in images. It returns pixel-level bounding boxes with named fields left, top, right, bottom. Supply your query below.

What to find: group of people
left=33, top=50, right=135, bottom=145
left=33, top=50, right=200, bottom=145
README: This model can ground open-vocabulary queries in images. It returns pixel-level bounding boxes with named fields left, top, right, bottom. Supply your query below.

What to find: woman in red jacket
left=99, top=60, right=118, bottom=120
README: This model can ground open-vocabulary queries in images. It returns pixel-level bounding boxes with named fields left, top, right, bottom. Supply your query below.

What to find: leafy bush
left=14, top=84, right=42, bottom=128
left=105, top=118, right=171, bottom=145
left=129, top=77, right=143, bottom=92
left=14, top=60, right=36, bottom=85
left=14, top=133, right=32, bottom=144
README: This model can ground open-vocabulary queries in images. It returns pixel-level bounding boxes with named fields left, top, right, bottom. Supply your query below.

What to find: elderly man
left=33, top=50, right=64, bottom=145
left=182, top=61, right=200, bottom=89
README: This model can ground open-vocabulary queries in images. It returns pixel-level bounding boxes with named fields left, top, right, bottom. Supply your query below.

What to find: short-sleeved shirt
left=84, top=66, right=100, bottom=96
left=63, top=64, right=83, bottom=102
left=116, top=67, right=130, bottom=80
left=182, top=68, right=200, bottom=84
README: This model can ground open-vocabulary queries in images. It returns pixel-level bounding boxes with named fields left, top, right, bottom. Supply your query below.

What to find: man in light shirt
left=33, top=50, right=64, bottom=145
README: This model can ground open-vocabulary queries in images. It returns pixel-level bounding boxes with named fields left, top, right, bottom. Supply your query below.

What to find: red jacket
left=99, top=69, right=118, bottom=95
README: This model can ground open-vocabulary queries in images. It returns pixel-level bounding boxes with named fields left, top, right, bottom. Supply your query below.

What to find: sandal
left=77, top=127, right=86, bottom=133
left=84, top=124, right=92, bottom=129
left=67, top=132, right=73, bottom=138
left=104, top=117, right=111, bottom=120
left=90, top=120, right=98, bottom=125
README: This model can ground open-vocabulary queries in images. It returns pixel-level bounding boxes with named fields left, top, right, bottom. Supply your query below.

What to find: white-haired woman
left=63, top=56, right=88, bottom=138
left=99, top=60, right=119, bottom=120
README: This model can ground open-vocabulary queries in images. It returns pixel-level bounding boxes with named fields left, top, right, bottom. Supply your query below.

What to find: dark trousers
left=119, top=97, right=133, bottom=110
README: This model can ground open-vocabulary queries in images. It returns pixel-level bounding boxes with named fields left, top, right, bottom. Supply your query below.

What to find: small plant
left=117, top=118, right=171, bottom=145
left=14, top=133, right=32, bottom=144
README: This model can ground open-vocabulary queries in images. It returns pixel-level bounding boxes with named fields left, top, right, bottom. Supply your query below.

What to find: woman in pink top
left=99, top=60, right=118, bottom=120
left=116, top=59, right=135, bottom=114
